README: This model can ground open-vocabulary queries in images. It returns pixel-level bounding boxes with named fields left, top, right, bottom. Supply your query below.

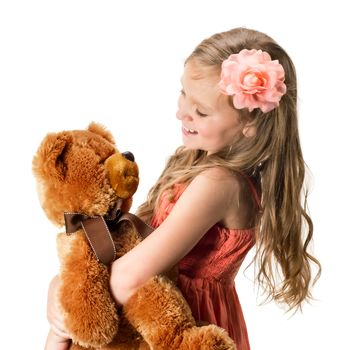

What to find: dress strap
left=239, top=172, right=261, bottom=209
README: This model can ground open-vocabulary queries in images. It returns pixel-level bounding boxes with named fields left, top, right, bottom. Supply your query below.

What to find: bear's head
left=32, top=122, right=139, bottom=227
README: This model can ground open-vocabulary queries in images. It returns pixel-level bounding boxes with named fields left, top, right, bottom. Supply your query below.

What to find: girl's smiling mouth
left=182, top=126, right=198, bottom=135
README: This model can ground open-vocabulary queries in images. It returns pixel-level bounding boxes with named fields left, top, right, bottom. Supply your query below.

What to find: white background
left=0, top=1, right=353, bottom=349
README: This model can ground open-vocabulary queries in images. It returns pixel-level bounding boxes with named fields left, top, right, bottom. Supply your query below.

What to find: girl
left=46, top=27, right=321, bottom=350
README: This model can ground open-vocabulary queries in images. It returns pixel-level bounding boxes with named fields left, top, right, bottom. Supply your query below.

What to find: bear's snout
left=105, top=152, right=139, bottom=198
left=122, top=151, right=135, bottom=162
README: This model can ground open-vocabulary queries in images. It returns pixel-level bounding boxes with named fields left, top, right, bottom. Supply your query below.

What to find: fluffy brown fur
left=33, top=123, right=236, bottom=349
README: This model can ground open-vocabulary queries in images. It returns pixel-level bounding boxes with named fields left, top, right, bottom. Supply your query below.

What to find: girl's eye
left=196, top=109, right=208, bottom=117
left=180, top=89, right=185, bottom=96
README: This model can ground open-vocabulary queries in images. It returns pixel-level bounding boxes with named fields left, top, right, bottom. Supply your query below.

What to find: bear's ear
left=32, top=132, right=72, bottom=182
left=88, top=122, right=115, bottom=144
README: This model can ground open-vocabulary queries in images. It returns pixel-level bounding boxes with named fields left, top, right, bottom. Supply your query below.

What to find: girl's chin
left=181, top=141, right=215, bottom=154
left=182, top=141, right=197, bottom=150
left=181, top=142, right=204, bottom=152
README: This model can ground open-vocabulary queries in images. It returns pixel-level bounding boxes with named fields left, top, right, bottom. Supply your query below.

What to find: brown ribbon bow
left=64, top=199, right=154, bottom=265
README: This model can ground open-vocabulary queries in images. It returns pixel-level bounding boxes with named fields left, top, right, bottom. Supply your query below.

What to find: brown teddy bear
left=33, top=122, right=236, bottom=350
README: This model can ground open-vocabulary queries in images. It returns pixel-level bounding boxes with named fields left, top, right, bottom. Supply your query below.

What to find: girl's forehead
left=182, top=62, right=225, bottom=109
left=182, top=61, right=220, bottom=86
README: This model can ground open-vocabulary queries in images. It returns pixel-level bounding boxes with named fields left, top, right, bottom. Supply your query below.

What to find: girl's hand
left=46, top=275, right=71, bottom=341
left=45, top=329, right=71, bottom=350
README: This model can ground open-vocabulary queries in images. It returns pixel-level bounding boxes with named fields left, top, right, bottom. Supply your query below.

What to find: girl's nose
left=176, top=110, right=181, bottom=120
left=176, top=110, right=193, bottom=121
left=176, top=95, right=193, bottom=121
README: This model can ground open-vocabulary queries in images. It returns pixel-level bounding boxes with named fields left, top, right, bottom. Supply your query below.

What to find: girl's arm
left=110, top=167, right=238, bottom=304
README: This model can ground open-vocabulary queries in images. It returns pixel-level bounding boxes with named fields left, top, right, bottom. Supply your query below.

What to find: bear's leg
left=58, top=232, right=118, bottom=348
left=123, top=276, right=235, bottom=349
left=99, top=313, right=147, bottom=350
left=69, top=342, right=94, bottom=350
left=177, top=325, right=236, bottom=350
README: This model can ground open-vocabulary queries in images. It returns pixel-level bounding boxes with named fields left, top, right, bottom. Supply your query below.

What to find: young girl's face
left=176, top=62, right=244, bottom=154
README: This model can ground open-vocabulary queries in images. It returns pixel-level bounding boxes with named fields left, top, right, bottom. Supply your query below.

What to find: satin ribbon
left=63, top=199, right=154, bottom=265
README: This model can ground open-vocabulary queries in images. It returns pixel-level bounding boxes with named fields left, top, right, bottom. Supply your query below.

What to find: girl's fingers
left=50, top=316, right=70, bottom=340
left=50, top=323, right=70, bottom=340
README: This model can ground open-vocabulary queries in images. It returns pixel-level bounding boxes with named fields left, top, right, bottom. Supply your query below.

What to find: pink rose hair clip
left=218, top=49, right=287, bottom=113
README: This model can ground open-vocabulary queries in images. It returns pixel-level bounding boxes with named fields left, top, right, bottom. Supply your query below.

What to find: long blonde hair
left=137, top=27, right=321, bottom=311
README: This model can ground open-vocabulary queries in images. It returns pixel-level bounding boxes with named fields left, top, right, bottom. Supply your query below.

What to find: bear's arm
left=57, top=231, right=118, bottom=347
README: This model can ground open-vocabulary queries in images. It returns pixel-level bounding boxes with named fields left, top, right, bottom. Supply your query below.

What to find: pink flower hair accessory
left=218, top=49, right=287, bottom=113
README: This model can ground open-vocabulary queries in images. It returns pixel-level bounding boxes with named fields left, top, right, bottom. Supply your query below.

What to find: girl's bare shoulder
left=197, top=167, right=259, bottom=229
left=197, top=166, right=241, bottom=187
left=197, top=166, right=252, bottom=196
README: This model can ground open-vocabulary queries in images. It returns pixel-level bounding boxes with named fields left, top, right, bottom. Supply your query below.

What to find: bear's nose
left=122, top=151, right=135, bottom=162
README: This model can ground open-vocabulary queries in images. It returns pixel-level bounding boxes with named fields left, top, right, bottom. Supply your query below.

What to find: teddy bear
left=33, top=122, right=236, bottom=350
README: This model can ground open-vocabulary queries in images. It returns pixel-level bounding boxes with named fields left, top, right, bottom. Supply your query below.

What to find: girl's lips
left=182, top=126, right=198, bottom=136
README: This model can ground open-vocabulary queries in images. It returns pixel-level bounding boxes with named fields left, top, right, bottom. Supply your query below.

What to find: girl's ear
left=242, top=121, right=257, bottom=138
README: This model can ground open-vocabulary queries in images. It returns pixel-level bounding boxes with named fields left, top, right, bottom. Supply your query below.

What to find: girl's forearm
left=44, top=329, right=71, bottom=350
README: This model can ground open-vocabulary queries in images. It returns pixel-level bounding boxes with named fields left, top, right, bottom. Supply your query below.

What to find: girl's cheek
left=196, top=123, right=210, bottom=136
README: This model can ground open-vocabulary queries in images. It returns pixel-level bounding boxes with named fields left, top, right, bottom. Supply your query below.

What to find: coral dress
left=150, top=180, right=260, bottom=350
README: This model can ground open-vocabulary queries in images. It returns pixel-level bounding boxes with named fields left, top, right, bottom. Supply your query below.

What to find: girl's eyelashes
left=196, top=109, right=208, bottom=117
